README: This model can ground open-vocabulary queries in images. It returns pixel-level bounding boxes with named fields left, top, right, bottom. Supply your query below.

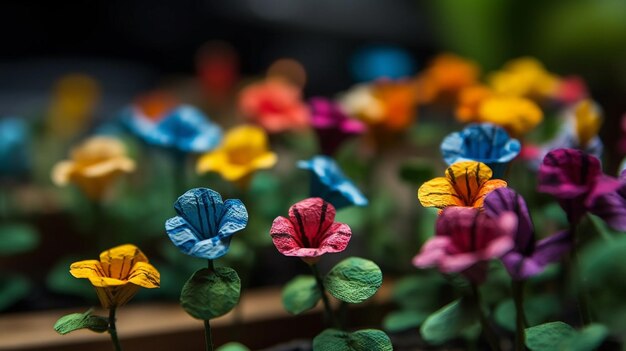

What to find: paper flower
left=488, top=57, right=560, bottom=100
left=441, top=123, right=521, bottom=178
left=52, top=136, right=136, bottom=200
left=166, top=188, right=248, bottom=260
left=339, top=84, right=386, bottom=125
left=46, top=74, right=100, bottom=139
left=484, top=188, right=571, bottom=280
left=588, top=170, right=626, bottom=231
left=455, top=85, right=493, bottom=123
left=121, top=104, right=222, bottom=153
left=418, top=161, right=507, bottom=210
left=70, top=244, right=160, bottom=309
left=309, top=97, right=366, bottom=155
left=478, top=96, right=543, bottom=137
left=196, top=125, right=277, bottom=185
left=0, top=117, right=30, bottom=178
left=238, top=78, right=309, bottom=133
left=538, top=148, right=621, bottom=224
left=417, top=53, right=480, bottom=103
left=412, top=207, right=515, bottom=283
left=270, top=198, right=352, bottom=264
left=556, top=76, right=588, bottom=105
left=297, top=156, right=368, bottom=210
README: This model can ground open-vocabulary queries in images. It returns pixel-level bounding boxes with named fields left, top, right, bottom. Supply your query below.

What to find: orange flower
left=455, top=84, right=493, bottom=123
left=417, top=54, right=480, bottom=103
left=238, top=78, right=309, bottom=133
left=418, top=161, right=507, bottom=210
left=371, top=80, right=419, bottom=131
left=488, top=57, right=560, bottom=101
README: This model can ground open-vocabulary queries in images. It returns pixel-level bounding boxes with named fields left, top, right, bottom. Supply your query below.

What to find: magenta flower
left=538, top=148, right=621, bottom=224
left=309, top=97, right=366, bottom=155
left=412, top=207, right=516, bottom=283
left=589, top=170, right=626, bottom=231
left=484, top=188, right=571, bottom=280
left=270, top=198, right=352, bottom=264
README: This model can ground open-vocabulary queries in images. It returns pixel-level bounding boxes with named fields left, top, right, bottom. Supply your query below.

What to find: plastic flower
left=297, top=156, right=368, bottom=210
left=309, top=97, right=366, bottom=155
left=418, top=161, right=507, bottom=210
left=0, top=117, right=30, bottom=178
left=589, top=169, right=626, bottom=231
left=412, top=207, right=515, bottom=283
left=484, top=188, right=571, bottom=280
left=270, top=198, right=352, bottom=264
left=52, top=136, right=136, bottom=200
left=121, top=104, right=222, bottom=153
left=441, top=123, right=521, bottom=178
left=70, top=244, right=160, bottom=309
left=166, top=188, right=248, bottom=259
left=238, top=78, right=309, bottom=133
left=538, top=148, right=621, bottom=224
left=488, top=57, right=560, bottom=100
left=478, top=96, right=543, bottom=137
left=196, top=125, right=277, bottom=186
left=417, top=53, right=480, bottom=103
left=455, top=85, right=493, bottom=123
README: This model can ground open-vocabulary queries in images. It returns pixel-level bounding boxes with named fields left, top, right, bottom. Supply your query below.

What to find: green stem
left=310, top=263, right=337, bottom=328
left=470, top=284, right=501, bottom=351
left=512, top=280, right=527, bottom=351
left=570, top=223, right=592, bottom=325
left=204, top=259, right=214, bottom=351
left=108, top=308, right=122, bottom=351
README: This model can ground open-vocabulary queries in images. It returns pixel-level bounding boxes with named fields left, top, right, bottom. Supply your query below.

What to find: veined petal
left=270, top=216, right=304, bottom=255
left=174, top=188, right=224, bottom=239
left=218, top=199, right=249, bottom=238
left=127, top=262, right=160, bottom=288
left=418, top=177, right=464, bottom=208
left=484, top=188, right=534, bottom=253
left=99, top=244, right=148, bottom=281
left=165, top=216, right=201, bottom=255
left=70, top=260, right=105, bottom=280
left=288, top=198, right=336, bottom=249
left=538, top=148, right=602, bottom=199
left=88, top=276, right=127, bottom=288
left=446, top=161, right=493, bottom=205
left=317, top=222, right=352, bottom=254
left=472, top=179, right=507, bottom=208
left=189, top=236, right=232, bottom=260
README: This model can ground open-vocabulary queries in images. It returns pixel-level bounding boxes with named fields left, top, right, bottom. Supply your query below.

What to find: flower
left=538, top=148, right=621, bottom=224
left=121, top=104, right=222, bottom=153
left=418, top=161, right=507, bottom=210
left=588, top=169, right=626, bottom=231
left=238, top=78, right=309, bottom=133
left=478, top=96, right=543, bottom=136
left=455, top=85, right=493, bottom=123
left=339, top=83, right=386, bottom=125
left=196, top=125, right=277, bottom=186
left=309, top=97, right=366, bottom=155
left=417, top=54, right=480, bottom=103
left=441, top=123, right=521, bottom=178
left=52, top=136, right=136, bottom=200
left=165, top=188, right=248, bottom=259
left=412, top=207, right=515, bottom=283
left=47, top=74, right=100, bottom=139
left=484, top=188, right=571, bottom=280
left=488, top=57, right=560, bottom=100
left=297, top=156, right=368, bottom=210
left=0, top=117, right=30, bottom=178
left=70, top=244, right=160, bottom=309
left=270, top=198, right=352, bottom=264
left=556, top=76, right=588, bottom=105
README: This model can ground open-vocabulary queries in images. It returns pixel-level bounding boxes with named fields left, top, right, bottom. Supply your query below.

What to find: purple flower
left=538, top=148, right=621, bottom=224
left=309, top=97, right=366, bottom=155
left=484, top=188, right=571, bottom=280
left=589, top=170, right=626, bottom=231
left=412, top=207, right=515, bottom=283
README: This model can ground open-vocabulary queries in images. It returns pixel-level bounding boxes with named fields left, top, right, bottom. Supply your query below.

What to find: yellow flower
left=574, top=99, right=602, bottom=148
left=70, top=244, right=160, bottom=309
left=52, top=136, right=135, bottom=200
left=417, top=53, right=480, bottom=103
left=47, top=74, right=101, bottom=139
left=488, top=57, right=560, bottom=100
left=478, top=96, right=543, bottom=137
left=196, top=125, right=277, bottom=185
left=455, top=84, right=493, bottom=123
left=418, top=161, right=507, bottom=209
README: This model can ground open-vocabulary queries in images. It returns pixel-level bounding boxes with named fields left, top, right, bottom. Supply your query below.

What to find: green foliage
left=46, top=256, right=97, bottom=302
left=0, top=275, right=30, bottom=311
left=324, top=257, right=382, bottom=304
left=312, top=328, right=393, bottom=351
left=494, top=294, right=561, bottom=332
left=420, top=298, right=476, bottom=345
left=180, top=267, right=241, bottom=320
left=281, top=275, right=321, bottom=315
left=216, top=342, right=250, bottom=351
left=398, top=158, right=435, bottom=185
left=53, top=309, right=109, bottom=335
left=383, top=310, right=429, bottom=333
left=0, top=223, right=39, bottom=256
left=525, top=322, right=608, bottom=351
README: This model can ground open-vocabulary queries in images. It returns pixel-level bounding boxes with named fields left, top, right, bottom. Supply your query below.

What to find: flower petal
left=127, top=262, right=160, bottom=288
left=99, top=244, right=149, bottom=281
left=441, top=123, right=521, bottom=167
left=447, top=161, right=494, bottom=205
left=418, top=177, right=464, bottom=208
left=590, top=192, right=626, bottom=231
left=151, top=105, right=222, bottom=152
left=538, top=148, right=603, bottom=199
left=165, top=216, right=200, bottom=255
left=472, top=179, right=507, bottom=208
left=174, top=188, right=224, bottom=239
left=70, top=260, right=105, bottom=280
left=412, top=236, right=451, bottom=268
left=218, top=199, right=249, bottom=238
left=317, top=222, right=352, bottom=255
left=270, top=216, right=303, bottom=255
left=288, top=198, right=336, bottom=249
left=187, top=237, right=232, bottom=260
left=484, top=187, right=534, bottom=253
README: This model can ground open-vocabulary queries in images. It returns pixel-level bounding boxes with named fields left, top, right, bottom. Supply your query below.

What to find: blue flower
left=121, top=104, right=222, bottom=153
left=0, top=117, right=30, bottom=177
left=441, top=123, right=521, bottom=178
left=297, top=156, right=368, bottom=210
left=165, top=188, right=248, bottom=259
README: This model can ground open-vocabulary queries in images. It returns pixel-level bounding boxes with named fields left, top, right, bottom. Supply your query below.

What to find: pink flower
left=270, top=198, right=351, bottom=264
left=413, top=207, right=516, bottom=283
left=238, top=78, right=310, bottom=133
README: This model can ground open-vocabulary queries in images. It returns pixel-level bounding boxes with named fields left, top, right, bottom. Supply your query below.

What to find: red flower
left=270, top=198, right=351, bottom=264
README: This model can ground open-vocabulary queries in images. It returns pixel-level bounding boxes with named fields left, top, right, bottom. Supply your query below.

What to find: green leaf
left=383, top=310, right=429, bottom=333
left=564, top=324, right=609, bottom=351
left=54, top=309, right=109, bottom=335
left=324, top=257, right=382, bottom=304
left=313, top=328, right=393, bottom=351
left=390, top=273, right=446, bottom=311
left=525, top=322, right=577, bottom=351
left=0, top=275, right=31, bottom=311
left=216, top=342, right=251, bottom=351
left=0, top=223, right=39, bottom=256
left=281, top=275, right=321, bottom=315
left=494, top=294, right=561, bottom=332
left=421, top=298, right=476, bottom=345
left=180, top=267, right=241, bottom=320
